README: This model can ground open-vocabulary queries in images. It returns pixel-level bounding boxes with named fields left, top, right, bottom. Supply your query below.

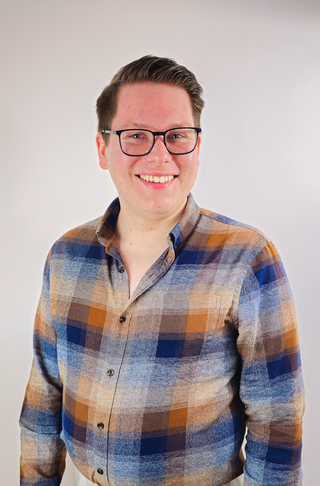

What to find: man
left=20, top=55, right=304, bottom=486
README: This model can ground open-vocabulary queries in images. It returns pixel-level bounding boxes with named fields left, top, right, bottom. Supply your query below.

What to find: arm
left=20, top=253, right=66, bottom=485
left=237, top=242, right=305, bottom=486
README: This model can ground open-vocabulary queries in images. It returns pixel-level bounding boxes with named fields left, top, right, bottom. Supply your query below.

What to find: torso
left=118, top=240, right=169, bottom=297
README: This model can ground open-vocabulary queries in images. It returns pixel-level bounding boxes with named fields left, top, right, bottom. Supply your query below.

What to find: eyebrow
left=118, top=122, right=194, bottom=130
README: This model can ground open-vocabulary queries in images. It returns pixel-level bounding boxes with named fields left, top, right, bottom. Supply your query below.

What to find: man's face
left=96, top=82, right=201, bottom=222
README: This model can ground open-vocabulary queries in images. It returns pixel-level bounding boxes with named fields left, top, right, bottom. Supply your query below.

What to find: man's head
left=95, top=56, right=204, bottom=223
left=96, top=55, right=204, bottom=142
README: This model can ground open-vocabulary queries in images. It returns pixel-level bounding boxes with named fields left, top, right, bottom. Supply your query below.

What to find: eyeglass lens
left=120, top=128, right=198, bottom=156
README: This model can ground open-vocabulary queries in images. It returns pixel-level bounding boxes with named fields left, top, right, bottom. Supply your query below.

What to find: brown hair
left=96, top=55, right=204, bottom=142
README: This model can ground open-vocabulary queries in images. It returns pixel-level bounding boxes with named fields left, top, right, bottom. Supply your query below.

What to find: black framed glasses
left=101, top=127, right=202, bottom=157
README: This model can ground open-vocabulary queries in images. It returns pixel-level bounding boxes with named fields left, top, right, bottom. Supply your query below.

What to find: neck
left=115, top=199, right=187, bottom=247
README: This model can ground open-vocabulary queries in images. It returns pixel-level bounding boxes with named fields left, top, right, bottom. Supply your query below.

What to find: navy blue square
left=176, top=250, right=205, bottom=265
left=266, top=445, right=293, bottom=465
left=67, top=323, right=87, bottom=346
left=86, top=244, right=103, bottom=260
left=267, top=355, right=292, bottom=380
left=156, top=339, right=184, bottom=358
left=140, top=436, right=168, bottom=455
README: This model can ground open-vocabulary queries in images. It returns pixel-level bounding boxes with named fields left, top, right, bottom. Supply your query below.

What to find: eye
left=167, top=129, right=188, bottom=142
left=167, top=131, right=184, bottom=140
left=131, top=132, right=145, bottom=139
left=123, top=130, right=150, bottom=142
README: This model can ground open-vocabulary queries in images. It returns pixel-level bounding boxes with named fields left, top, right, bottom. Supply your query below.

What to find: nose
left=145, top=135, right=171, bottom=163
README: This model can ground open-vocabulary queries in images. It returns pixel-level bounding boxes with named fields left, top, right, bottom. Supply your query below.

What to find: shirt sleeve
left=19, top=252, right=66, bottom=485
left=237, top=241, right=305, bottom=486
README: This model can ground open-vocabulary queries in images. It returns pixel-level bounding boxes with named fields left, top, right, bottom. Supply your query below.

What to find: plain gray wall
left=1, top=1, right=319, bottom=484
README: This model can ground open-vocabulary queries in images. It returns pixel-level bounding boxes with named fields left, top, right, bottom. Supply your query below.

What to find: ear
left=96, top=133, right=108, bottom=170
left=196, top=133, right=201, bottom=165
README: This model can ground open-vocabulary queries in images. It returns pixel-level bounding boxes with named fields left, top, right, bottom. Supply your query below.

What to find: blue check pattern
left=20, top=195, right=304, bottom=486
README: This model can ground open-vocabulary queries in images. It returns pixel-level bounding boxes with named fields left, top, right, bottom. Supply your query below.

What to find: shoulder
left=197, top=207, right=271, bottom=250
left=49, top=216, right=103, bottom=259
left=195, top=207, right=284, bottom=285
left=59, top=216, right=102, bottom=241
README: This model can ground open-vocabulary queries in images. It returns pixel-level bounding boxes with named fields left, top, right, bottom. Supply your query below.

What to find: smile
left=139, top=175, right=176, bottom=184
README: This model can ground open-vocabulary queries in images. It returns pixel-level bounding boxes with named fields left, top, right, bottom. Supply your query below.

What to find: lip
left=138, top=173, right=179, bottom=177
left=136, top=174, right=177, bottom=190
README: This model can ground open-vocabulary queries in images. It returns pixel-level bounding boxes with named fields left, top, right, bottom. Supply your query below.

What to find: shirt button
left=107, top=369, right=115, bottom=377
left=97, top=468, right=104, bottom=475
left=119, top=315, right=126, bottom=323
left=119, top=266, right=125, bottom=273
left=97, top=422, right=104, bottom=430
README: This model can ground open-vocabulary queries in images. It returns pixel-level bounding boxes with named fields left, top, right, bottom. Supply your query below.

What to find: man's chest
left=51, top=248, right=241, bottom=373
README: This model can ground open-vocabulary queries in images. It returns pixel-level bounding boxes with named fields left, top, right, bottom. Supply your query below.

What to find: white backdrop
left=1, top=1, right=319, bottom=484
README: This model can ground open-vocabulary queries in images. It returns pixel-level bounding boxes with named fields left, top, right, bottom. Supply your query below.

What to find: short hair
left=96, top=55, right=204, bottom=142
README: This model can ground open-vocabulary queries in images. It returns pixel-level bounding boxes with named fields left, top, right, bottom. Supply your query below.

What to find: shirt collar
left=96, top=194, right=200, bottom=254
left=168, top=194, right=200, bottom=251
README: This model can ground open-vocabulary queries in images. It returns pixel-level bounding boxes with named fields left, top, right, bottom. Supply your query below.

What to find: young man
left=20, top=56, right=304, bottom=486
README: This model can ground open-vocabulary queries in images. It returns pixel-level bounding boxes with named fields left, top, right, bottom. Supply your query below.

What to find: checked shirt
left=20, top=194, right=304, bottom=486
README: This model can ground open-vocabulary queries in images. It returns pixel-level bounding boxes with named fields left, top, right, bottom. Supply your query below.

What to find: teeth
left=140, top=175, right=174, bottom=183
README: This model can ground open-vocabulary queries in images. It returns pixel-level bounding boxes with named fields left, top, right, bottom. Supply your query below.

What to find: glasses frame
left=101, top=127, right=202, bottom=157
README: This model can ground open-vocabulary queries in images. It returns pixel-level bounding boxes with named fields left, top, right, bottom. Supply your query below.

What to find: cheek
left=108, top=157, right=140, bottom=191
left=177, top=153, right=199, bottom=169
left=108, top=150, right=138, bottom=174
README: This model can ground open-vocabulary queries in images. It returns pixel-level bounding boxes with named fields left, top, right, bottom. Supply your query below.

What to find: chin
left=144, top=197, right=184, bottom=216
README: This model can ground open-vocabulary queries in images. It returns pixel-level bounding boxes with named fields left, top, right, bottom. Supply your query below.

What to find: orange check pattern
left=20, top=195, right=304, bottom=486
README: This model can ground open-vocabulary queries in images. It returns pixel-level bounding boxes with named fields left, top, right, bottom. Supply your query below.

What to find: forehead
left=112, top=82, right=194, bottom=129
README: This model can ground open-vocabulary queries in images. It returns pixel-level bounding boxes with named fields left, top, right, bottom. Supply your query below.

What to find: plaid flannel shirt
left=20, top=194, right=304, bottom=486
